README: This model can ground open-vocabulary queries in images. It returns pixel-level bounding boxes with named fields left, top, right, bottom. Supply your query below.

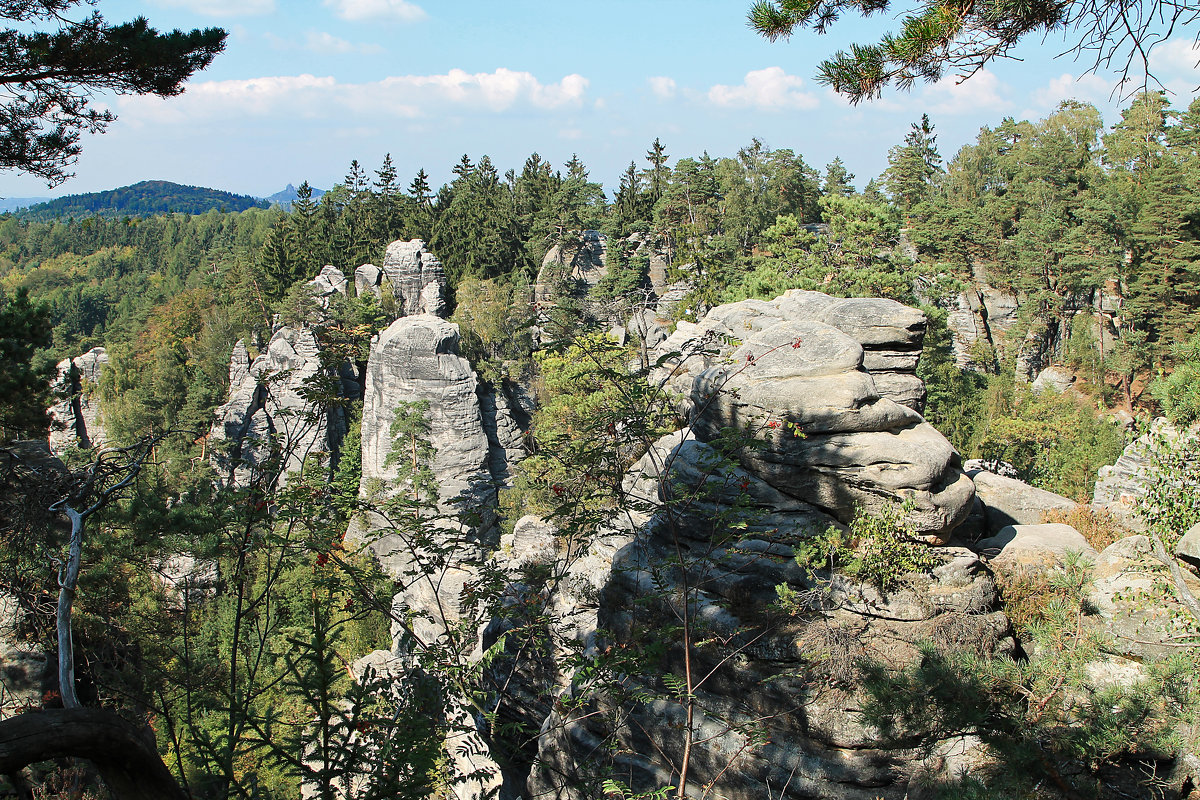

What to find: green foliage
left=861, top=552, right=1199, bottom=798
left=791, top=501, right=944, bottom=593
left=972, top=382, right=1126, bottom=500
left=918, top=305, right=990, bottom=453
left=451, top=275, right=536, bottom=384
left=1137, top=427, right=1200, bottom=550
left=1150, top=332, right=1200, bottom=425
left=884, top=114, right=943, bottom=216
left=733, top=194, right=918, bottom=303
left=747, top=0, right=1175, bottom=104
left=0, top=288, right=53, bottom=439
left=382, top=400, right=437, bottom=511
left=0, top=3, right=226, bottom=184
left=517, top=332, right=675, bottom=519
left=15, top=181, right=267, bottom=221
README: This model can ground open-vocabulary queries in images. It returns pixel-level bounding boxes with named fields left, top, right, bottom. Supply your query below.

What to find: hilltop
left=10, top=180, right=268, bottom=221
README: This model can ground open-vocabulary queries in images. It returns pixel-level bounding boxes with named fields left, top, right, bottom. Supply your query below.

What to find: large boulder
left=382, top=240, right=446, bottom=317
left=1176, top=523, right=1200, bottom=568
left=47, top=347, right=109, bottom=453
left=1087, top=535, right=1200, bottom=661
left=209, top=326, right=347, bottom=487
left=967, top=468, right=1077, bottom=534
left=974, top=523, right=1098, bottom=570
left=657, top=291, right=972, bottom=541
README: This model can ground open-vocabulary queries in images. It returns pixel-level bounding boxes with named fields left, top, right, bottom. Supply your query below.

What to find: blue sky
left=2, top=0, right=1199, bottom=199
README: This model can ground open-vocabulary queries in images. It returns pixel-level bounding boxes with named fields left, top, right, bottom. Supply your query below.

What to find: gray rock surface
left=1087, top=535, right=1200, bottom=661
left=228, top=339, right=251, bottom=388
left=359, top=314, right=492, bottom=515
left=534, top=230, right=608, bottom=305
left=382, top=240, right=447, bottom=317
left=354, top=263, right=383, bottom=299
left=1093, top=417, right=1180, bottom=531
left=522, top=433, right=1010, bottom=800
left=306, top=264, right=348, bottom=309
left=1176, top=523, right=1200, bottom=568
left=209, top=326, right=346, bottom=487
left=48, top=347, right=109, bottom=453
left=1031, top=365, right=1076, bottom=395
left=478, top=382, right=526, bottom=489
left=967, top=469, right=1077, bottom=534
left=653, top=292, right=971, bottom=540
left=974, top=523, right=1098, bottom=569
left=355, top=314, right=496, bottom=646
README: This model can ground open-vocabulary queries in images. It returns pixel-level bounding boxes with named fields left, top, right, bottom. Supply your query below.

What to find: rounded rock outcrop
left=662, top=291, right=974, bottom=541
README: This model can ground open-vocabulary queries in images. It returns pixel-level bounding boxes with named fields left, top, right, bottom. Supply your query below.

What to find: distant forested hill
left=12, top=180, right=268, bottom=221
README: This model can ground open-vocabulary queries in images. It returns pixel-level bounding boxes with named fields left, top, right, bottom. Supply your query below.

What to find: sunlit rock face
left=653, top=290, right=973, bottom=541
left=381, top=239, right=447, bottom=317
left=48, top=347, right=109, bottom=453
left=209, top=326, right=346, bottom=487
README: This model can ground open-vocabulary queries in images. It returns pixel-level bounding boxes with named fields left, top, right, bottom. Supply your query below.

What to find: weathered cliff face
left=653, top=290, right=972, bottom=540
left=505, top=432, right=1008, bottom=800
left=48, top=347, right=108, bottom=454
left=381, top=240, right=447, bottom=317
left=534, top=230, right=608, bottom=305
left=355, top=314, right=509, bottom=648
left=209, top=327, right=347, bottom=487
left=943, top=263, right=1122, bottom=381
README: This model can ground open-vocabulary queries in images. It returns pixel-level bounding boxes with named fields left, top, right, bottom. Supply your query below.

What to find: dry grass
left=1041, top=505, right=1127, bottom=551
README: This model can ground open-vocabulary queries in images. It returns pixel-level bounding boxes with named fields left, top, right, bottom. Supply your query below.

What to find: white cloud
left=1150, top=39, right=1200, bottom=77
left=305, top=32, right=384, bottom=55
left=648, top=76, right=677, bottom=99
left=115, top=69, right=589, bottom=123
left=1029, top=72, right=1113, bottom=111
left=707, top=67, right=818, bottom=111
left=151, top=0, right=275, bottom=15
left=323, top=0, right=427, bottom=22
left=921, top=69, right=1011, bottom=115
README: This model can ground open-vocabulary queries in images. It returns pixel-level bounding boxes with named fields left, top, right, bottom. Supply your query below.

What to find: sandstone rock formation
left=353, top=263, right=383, bottom=299
left=652, top=291, right=972, bottom=539
left=209, top=326, right=346, bottom=487
left=48, top=347, right=109, bottom=454
left=534, top=230, right=608, bottom=304
left=355, top=314, right=498, bottom=646
left=382, top=240, right=446, bottom=317
left=306, top=264, right=348, bottom=310
left=515, top=431, right=1009, bottom=800
left=941, top=260, right=1123, bottom=382
left=967, top=468, right=1077, bottom=534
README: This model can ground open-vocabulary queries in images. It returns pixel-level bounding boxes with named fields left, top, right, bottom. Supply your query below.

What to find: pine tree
left=822, top=157, right=856, bottom=197
left=884, top=114, right=943, bottom=218
left=645, top=137, right=670, bottom=207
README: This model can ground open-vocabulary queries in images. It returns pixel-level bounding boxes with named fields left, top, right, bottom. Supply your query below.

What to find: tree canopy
left=0, top=1, right=227, bottom=185
left=748, top=0, right=1196, bottom=102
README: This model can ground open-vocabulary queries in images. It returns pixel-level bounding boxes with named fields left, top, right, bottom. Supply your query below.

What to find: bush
left=791, top=501, right=944, bottom=593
